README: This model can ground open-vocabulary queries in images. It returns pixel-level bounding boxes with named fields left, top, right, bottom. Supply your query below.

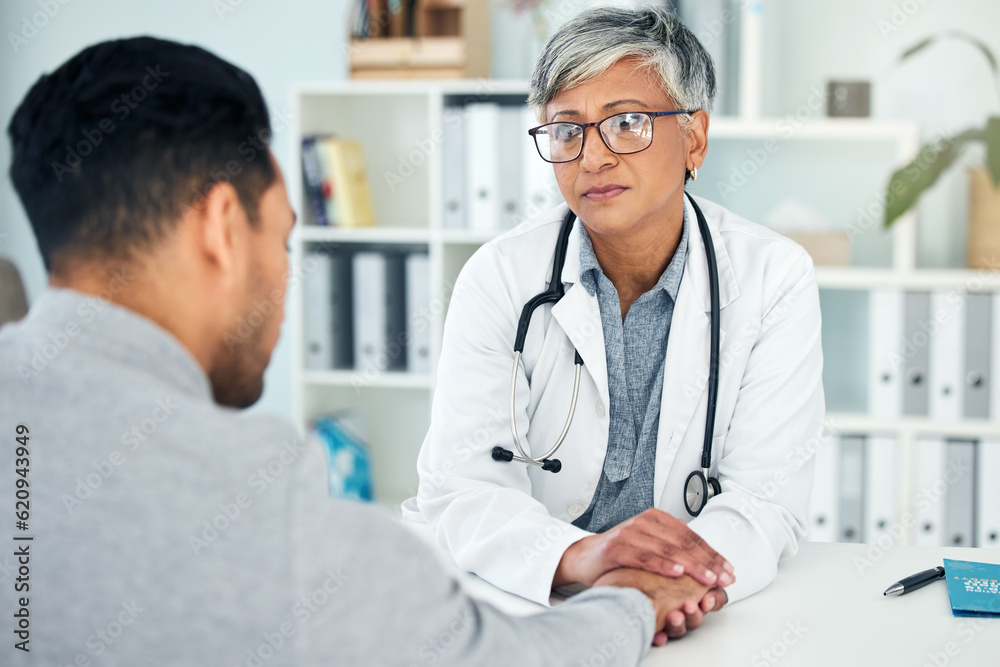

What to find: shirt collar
left=24, top=287, right=213, bottom=401
left=578, top=205, right=690, bottom=301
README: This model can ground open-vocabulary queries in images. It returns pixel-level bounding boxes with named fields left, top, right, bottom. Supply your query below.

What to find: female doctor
left=407, top=5, right=824, bottom=627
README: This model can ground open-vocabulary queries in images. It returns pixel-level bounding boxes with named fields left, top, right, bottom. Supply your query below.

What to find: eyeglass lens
left=533, top=112, right=654, bottom=163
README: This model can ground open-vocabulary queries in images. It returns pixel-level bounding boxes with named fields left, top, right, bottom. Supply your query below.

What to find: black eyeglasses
left=528, top=110, right=694, bottom=164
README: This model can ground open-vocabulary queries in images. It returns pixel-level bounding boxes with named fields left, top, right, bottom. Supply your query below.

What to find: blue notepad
left=943, top=559, right=1000, bottom=618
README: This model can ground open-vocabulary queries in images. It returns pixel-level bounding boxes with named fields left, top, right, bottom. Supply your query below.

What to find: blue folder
left=943, top=558, right=1000, bottom=617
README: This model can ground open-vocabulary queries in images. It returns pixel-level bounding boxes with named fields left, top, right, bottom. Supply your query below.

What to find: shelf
left=709, top=117, right=920, bottom=141
left=350, top=37, right=466, bottom=71
left=297, top=226, right=430, bottom=244
left=826, top=413, right=1000, bottom=438
left=303, top=370, right=434, bottom=390
left=294, top=79, right=530, bottom=98
left=816, top=267, right=1000, bottom=291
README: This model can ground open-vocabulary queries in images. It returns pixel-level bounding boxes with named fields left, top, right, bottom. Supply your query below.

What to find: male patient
left=0, top=37, right=719, bottom=666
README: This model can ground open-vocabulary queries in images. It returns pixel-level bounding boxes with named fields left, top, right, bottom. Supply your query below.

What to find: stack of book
left=347, top=0, right=490, bottom=80
left=301, top=136, right=376, bottom=227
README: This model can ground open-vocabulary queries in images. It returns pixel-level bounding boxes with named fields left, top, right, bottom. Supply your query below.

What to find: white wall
left=0, top=0, right=351, bottom=422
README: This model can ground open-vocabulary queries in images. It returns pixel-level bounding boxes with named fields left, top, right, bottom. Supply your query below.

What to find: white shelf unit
left=288, top=75, right=1000, bottom=529
left=288, top=80, right=533, bottom=506
left=815, top=268, right=1000, bottom=291
left=688, top=4, right=997, bottom=544
left=697, top=90, right=997, bottom=545
left=705, top=116, right=921, bottom=272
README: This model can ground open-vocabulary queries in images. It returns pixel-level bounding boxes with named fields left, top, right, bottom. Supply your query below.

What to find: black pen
left=883, top=566, right=946, bottom=596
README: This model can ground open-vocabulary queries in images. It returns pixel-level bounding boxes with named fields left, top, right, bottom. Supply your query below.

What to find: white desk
left=629, top=543, right=1000, bottom=666
left=404, top=523, right=1000, bottom=666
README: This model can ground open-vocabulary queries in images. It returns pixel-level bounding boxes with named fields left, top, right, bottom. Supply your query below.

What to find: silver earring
left=690, top=167, right=698, bottom=181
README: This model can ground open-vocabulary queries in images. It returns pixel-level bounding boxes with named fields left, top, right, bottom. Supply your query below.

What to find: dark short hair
left=7, top=36, right=277, bottom=272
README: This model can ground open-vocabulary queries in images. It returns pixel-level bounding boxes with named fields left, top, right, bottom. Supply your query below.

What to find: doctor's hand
left=552, top=508, right=734, bottom=589
left=592, top=569, right=712, bottom=646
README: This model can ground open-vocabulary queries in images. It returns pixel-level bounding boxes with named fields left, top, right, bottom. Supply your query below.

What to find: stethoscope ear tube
left=688, top=192, right=722, bottom=515
left=694, top=193, right=721, bottom=471
left=513, top=209, right=576, bottom=353
left=499, top=350, right=582, bottom=472
left=496, top=208, right=580, bottom=472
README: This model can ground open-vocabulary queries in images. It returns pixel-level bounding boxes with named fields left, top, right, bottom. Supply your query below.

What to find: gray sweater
left=0, top=288, right=654, bottom=667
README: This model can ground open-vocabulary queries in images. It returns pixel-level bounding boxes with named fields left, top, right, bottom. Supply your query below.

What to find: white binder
left=837, top=435, right=865, bottom=543
left=679, top=0, right=731, bottom=114
left=304, top=249, right=333, bottom=370
left=521, top=107, right=561, bottom=222
left=868, top=289, right=903, bottom=417
left=498, top=105, right=524, bottom=230
left=943, top=439, right=976, bottom=548
left=913, top=437, right=946, bottom=547
left=976, top=438, right=1000, bottom=548
left=353, top=251, right=408, bottom=374
left=465, top=103, right=501, bottom=231
left=806, top=434, right=838, bottom=543
left=441, top=106, right=466, bottom=229
left=863, top=435, right=898, bottom=544
left=405, top=253, right=431, bottom=374
left=353, top=252, right=388, bottom=374
left=963, top=293, right=992, bottom=418
left=929, top=290, right=965, bottom=420
left=992, top=293, right=1000, bottom=419
left=901, top=291, right=931, bottom=416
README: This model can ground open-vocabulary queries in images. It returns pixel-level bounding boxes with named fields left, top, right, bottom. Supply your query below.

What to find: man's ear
left=685, top=110, right=710, bottom=171
left=193, top=181, right=249, bottom=288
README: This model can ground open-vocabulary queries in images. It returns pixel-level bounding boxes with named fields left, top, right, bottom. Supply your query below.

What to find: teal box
left=313, top=416, right=374, bottom=502
left=943, top=558, right=1000, bottom=618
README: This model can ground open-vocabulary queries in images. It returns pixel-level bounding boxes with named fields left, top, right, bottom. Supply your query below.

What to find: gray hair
left=528, top=6, right=717, bottom=125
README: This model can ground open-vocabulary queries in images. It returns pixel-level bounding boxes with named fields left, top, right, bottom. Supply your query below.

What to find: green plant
left=884, top=31, right=1000, bottom=227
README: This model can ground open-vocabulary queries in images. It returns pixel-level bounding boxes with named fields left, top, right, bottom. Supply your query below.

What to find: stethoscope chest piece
left=684, top=468, right=721, bottom=517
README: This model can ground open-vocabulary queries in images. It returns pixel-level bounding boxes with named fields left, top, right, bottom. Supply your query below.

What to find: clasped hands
left=553, top=508, right=734, bottom=646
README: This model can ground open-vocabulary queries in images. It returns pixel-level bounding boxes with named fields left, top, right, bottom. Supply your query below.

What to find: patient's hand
left=661, top=586, right=727, bottom=641
left=592, top=569, right=717, bottom=645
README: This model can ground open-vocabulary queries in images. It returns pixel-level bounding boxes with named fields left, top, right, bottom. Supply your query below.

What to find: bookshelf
left=289, top=4, right=1000, bottom=547
left=289, top=78, right=532, bottom=504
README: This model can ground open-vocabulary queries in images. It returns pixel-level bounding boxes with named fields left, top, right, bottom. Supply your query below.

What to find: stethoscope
left=491, top=191, right=722, bottom=517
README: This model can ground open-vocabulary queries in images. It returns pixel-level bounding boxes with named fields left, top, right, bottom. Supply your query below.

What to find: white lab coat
left=406, top=195, right=825, bottom=606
